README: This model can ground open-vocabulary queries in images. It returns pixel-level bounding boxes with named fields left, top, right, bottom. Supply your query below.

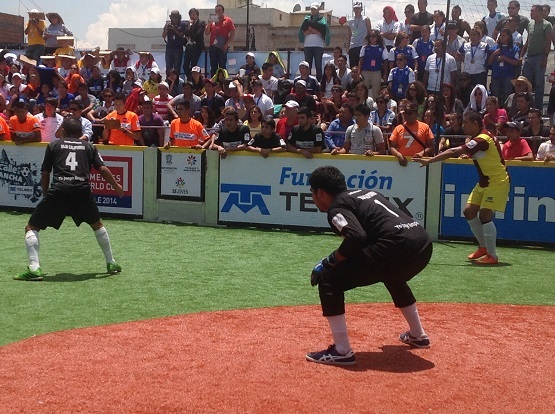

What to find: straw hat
left=46, top=12, right=64, bottom=24
left=511, top=76, right=532, bottom=92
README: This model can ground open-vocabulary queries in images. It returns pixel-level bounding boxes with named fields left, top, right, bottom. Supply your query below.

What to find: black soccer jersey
left=327, top=189, right=431, bottom=259
left=248, top=132, right=286, bottom=149
left=41, top=137, right=105, bottom=192
left=288, top=125, right=324, bottom=149
left=214, top=125, right=251, bottom=149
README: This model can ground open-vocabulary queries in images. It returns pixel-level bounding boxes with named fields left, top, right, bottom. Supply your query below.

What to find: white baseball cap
left=310, top=2, right=320, bottom=9
left=298, top=61, right=310, bottom=68
left=284, top=100, right=299, bottom=108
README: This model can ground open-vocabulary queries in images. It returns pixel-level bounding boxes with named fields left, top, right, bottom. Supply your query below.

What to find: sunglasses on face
left=396, top=58, right=405, bottom=62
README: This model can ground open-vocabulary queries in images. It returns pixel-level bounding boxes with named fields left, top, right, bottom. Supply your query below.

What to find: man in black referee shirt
left=15, top=116, right=124, bottom=281
left=286, top=106, right=323, bottom=159
left=305, top=166, right=433, bottom=365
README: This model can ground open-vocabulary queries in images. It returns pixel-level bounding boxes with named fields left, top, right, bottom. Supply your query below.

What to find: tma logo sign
left=221, top=183, right=271, bottom=215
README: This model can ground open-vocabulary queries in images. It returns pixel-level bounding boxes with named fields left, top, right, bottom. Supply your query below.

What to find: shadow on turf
left=336, top=345, right=435, bottom=372
left=43, top=272, right=113, bottom=282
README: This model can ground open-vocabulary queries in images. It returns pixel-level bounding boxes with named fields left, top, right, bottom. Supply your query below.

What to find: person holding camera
left=25, top=9, right=46, bottom=63
left=163, top=10, right=188, bottom=73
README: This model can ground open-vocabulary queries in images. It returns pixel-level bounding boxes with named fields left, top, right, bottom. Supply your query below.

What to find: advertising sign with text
left=158, top=150, right=205, bottom=201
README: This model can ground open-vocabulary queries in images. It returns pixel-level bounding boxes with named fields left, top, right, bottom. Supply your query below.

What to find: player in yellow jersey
left=413, top=110, right=510, bottom=265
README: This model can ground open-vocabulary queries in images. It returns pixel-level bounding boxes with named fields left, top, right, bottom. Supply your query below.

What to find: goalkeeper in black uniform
left=15, top=116, right=124, bottom=281
left=306, top=165, right=433, bottom=365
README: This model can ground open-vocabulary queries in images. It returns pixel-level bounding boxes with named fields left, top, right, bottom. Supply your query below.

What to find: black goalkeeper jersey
left=41, top=137, right=105, bottom=193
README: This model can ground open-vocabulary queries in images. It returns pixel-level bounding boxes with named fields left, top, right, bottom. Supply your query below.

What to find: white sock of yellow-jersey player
left=482, top=221, right=498, bottom=259
left=327, top=314, right=351, bottom=354
left=467, top=217, right=486, bottom=248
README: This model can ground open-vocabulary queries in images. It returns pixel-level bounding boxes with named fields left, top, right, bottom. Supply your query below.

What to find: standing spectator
left=43, top=12, right=72, bottom=55
left=24, top=9, right=46, bottom=63
left=376, top=7, right=400, bottom=51
left=488, top=28, right=521, bottom=107
left=493, top=1, right=530, bottom=39
left=414, top=110, right=510, bottom=265
left=324, top=103, right=354, bottom=152
left=457, top=29, right=489, bottom=90
left=347, top=2, right=372, bottom=68
left=35, top=97, right=63, bottom=142
left=14, top=116, right=123, bottom=281
left=445, top=21, right=465, bottom=75
left=483, top=0, right=505, bottom=39
left=389, top=32, right=419, bottom=73
left=400, top=4, right=415, bottom=39
left=139, top=99, right=165, bottom=147
left=102, top=92, right=142, bottom=146
left=286, top=106, right=324, bottom=158
left=167, top=100, right=210, bottom=148
left=335, top=103, right=386, bottom=155
left=387, top=53, right=416, bottom=102
left=521, top=5, right=553, bottom=110
left=183, top=8, right=206, bottom=82
left=450, top=5, right=472, bottom=38
left=535, top=125, right=555, bottom=161
left=410, top=0, right=433, bottom=42
left=474, top=21, right=496, bottom=47
left=501, top=121, right=534, bottom=161
left=299, top=2, right=330, bottom=81
left=423, top=40, right=458, bottom=95
left=163, top=10, right=187, bottom=73
left=413, top=25, right=434, bottom=83
left=429, top=10, right=446, bottom=41
left=335, top=55, right=352, bottom=90
left=9, top=102, right=42, bottom=144
left=205, top=4, right=236, bottom=78
left=359, top=30, right=388, bottom=100
left=389, top=102, right=433, bottom=165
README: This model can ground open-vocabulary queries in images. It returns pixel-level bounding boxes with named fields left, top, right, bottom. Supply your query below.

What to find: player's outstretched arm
left=99, top=165, right=124, bottom=197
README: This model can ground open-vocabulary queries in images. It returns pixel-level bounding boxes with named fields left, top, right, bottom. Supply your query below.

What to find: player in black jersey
left=15, top=116, right=124, bottom=281
left=305, top=166, right=433, bottom=365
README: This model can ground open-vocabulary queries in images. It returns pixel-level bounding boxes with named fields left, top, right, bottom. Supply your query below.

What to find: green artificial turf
left=1, top=211, right=553, bottom=346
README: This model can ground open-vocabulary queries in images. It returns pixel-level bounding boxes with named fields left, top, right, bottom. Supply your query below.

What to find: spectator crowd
left=1, top=1, right=555, bottom=163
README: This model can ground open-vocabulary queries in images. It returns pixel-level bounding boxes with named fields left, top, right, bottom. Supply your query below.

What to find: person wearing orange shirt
left=9, top=102, right=42, bottom=144
left=0, top=115, right=11, bottom=141
left=166, top=100, right=210, bottom=149
left=102, top=93, right=143, bottom=146
left=388, top=102, right=433, bottom=165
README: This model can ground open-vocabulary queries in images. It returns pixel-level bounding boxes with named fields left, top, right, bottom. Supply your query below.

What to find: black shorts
left=29, top=189, right=101, bottom=230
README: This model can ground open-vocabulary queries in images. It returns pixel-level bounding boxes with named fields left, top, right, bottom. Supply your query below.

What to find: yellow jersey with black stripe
left=461, top=131, right=509, bottom=187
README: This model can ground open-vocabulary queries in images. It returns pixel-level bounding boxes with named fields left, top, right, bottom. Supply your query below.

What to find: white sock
left=467, top=217, right=486, bottom=247
left=95, top=227, right=115, bottom=264
left=482, top=221, right=498, bottom=258
left=25, top=230, right=40, bottom=271
left=399, top=303, right=425, bottom=337
left=327, top=314, right=351, bottom=354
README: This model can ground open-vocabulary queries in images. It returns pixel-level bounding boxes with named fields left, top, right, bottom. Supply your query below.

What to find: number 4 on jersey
left=65, top=151, right=78, bottom=171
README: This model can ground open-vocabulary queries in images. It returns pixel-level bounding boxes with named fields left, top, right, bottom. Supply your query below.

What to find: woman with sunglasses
left=359, top=30, right=389, bottom=100
left=405, top=81, right=427, bottom=120
left=387, top=53, right=415, bottom=102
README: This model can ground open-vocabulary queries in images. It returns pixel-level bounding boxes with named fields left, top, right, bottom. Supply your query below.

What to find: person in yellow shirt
left=102, top=93, right=143, bottom=146
left=24, top=9, right=46, bottom=63
left=166, top=100, right=210, bottom=148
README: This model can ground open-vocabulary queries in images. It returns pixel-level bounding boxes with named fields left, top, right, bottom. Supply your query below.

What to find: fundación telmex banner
left=0, top=143, right=143, bottom=216
left=218, top=153, right=427, bottom=229
left=440, top=161, right=555, bottom=244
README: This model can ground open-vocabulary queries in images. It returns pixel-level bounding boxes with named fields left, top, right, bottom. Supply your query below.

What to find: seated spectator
left=464, top=84, right=488, bottom=115
left=56, top=81, right=74, bottom=115
left=521, top=108, right=550, bottom=156
left=0, top=114, right=10, bottom=140
left=389, top=102, right=434, bottom=166
left=143, top=68, right=162, bottom=99
left=501, top=121, right=533, bottom=161
left=223, top=81, right=246, bottom=119
left=88, top=88, right=115, bottom=143
left=139, top=98, right=165, bottom=147
left=9, top=101, right=42, bottom=144
left=456, top=73, right=473, bottom=108
left=439, top=112, right=465, bottom=153
left=246, top=117, right=286, bottom=157
left=167, top=68, right=185, bottom=97
left=266, top=52, right=286, bottom=79
left=97, top=50, right=113, bottom=76
left=56, top=99, right=92, bottom=141
left=335, top=54, right=352, bottom=91
left=189, top=66, right=204, bottom=96
left=36, top=83, right=53, bottom=107
left=319, top=63, right=341, bottom=101
left=334, top=103, right=386, bottom=155
left=134, top=51, right=160, bottom=82
left=293, top=61, right=319, bottom=95
left=511, top=91, right=533, bottom=128
left=405, top=81, right=427, bottom=119
left=250, top=79, right=274, bottom=117
left=168, top=81, right=202, bottom=119
left=412, top=25, right=434, bottom=83
left=244, top=105, right=264, bottom=136
left=87, top=66, right=105, bottom=98
left=105, top=70, right=124, bottom=95
left=259, top=63, right=278, bottom=99
left=35, top=97, right=63, bottom=142
left=210, top=109, right=250, bottom=159
left=276, top=100, right=299, bottom=140
left=197, top=105, right=219, bottom=134
left=74, top=82, right=97, bottom=116
left=122, top=67, right=138, bottom=96
left=483, top=96, right=507, bottom=135
left=355, top=83, right=374, bottom=110
left=53, top=36, right=75, bottom=59
left=344, top=65, right=364, bottom=95
left=505, top=76, right=533, bottom=119
left=200, top=79, right=226, bottom=121
left=324, top=103, right=354, bottom=152
left=124, top=79, right=145, bottom=114
left=240, top=52, right=261, bottom=77
left=321, top=85, right=346, bottom=124
left=167, top=100, right=210, bottom=149
left=102, top=92, right=142, bottom=145
left=536, top=126, right=555, bottom=162
left=152, top=81, right=173, bottom=121
left=423, top=108, right=444, bottom=149
left=370, top=96, right=396, bottom=132
left=286, top=80, right=317, bottom=113
left=286, top=106, right=323, bottom=158
left=79, top=52, right=97, bottom=82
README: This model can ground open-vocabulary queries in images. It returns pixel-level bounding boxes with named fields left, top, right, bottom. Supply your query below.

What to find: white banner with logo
left=218, top=152, right=427, bottom=229
left=158, top=149, right=205, bottom=201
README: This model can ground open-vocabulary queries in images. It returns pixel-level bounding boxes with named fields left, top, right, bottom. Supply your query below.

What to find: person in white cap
left=347, top=2, right=372, bottom=69
left=240, top=52, right=260, bottom=77
left=299, top=2, right=331, bottom=81
left=276, top=100, right=299, bottom=139
left=153, top=81, right=173, bottom=121
left=293, top=61, right=319, bottom=95
left=25, top=9, right=46, bottom=63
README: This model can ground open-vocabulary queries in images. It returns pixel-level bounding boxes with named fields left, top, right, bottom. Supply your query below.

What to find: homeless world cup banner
left=0, top=143, right=143, bottom=216
left=218, top=153, right=428, bottom=229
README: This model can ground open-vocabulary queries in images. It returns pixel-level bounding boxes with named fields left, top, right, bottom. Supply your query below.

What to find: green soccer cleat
left=107, top=263, right=122, bottom=274
left=14, top=267, right=45, bottom=281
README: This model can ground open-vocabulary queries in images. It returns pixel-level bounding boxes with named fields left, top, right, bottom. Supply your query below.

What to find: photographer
left=24, top=9, right=46, bottom=63
left=162, top=10, right=188, bottom=72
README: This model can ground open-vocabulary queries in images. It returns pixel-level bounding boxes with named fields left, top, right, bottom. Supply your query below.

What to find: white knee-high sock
left=482, top=221, right=498, bottom=258
left=25, top=230, right=40, bottom=271
left=95, top=227, right=115, bottom=264
left=467, top=217, right=486, bottom=247
left=400, top=303, right=425, bottom=337
left=327, top=314, right=351, bottom=354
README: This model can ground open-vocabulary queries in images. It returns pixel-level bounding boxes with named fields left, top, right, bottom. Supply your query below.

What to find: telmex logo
left=221, top=184, right=271, bottom=215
